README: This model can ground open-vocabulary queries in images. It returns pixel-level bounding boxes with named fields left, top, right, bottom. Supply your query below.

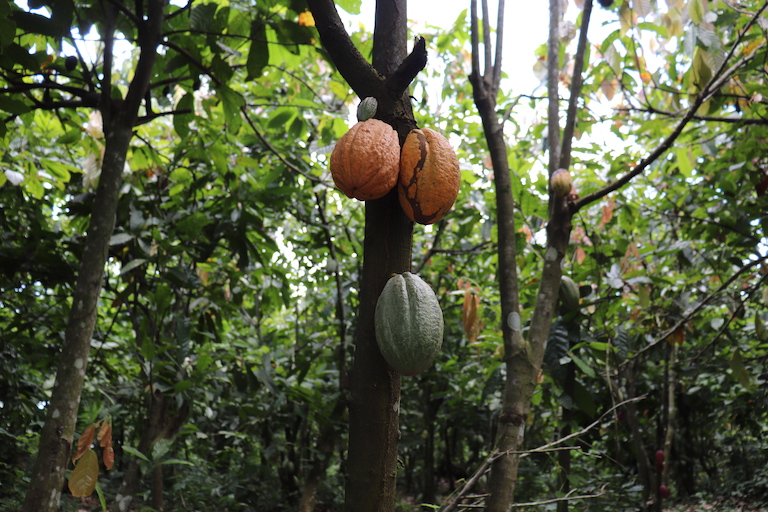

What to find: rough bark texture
left=468, top=0, right=527, bottom=508
left=626, top=361, right=652, bottom=508
left=22, top=3, right=165, bottom=511
left=469, top=0, right=579, bottom=509
left=304, top=1, right=426, bottom=510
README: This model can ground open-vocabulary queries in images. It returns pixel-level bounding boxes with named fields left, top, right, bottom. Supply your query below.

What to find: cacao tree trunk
left=303, top=1, right=426, bottom=510
left=22, top=4, right=164, bottom=510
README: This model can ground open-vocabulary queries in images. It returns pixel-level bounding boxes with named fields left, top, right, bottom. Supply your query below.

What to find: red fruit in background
left=655, top=449, right=665, bottom=463
left=656, top=460, right=664, bottom=473
left=616, top=410, right=626, bottom=422
left=659, top=484, right=670, bottom=499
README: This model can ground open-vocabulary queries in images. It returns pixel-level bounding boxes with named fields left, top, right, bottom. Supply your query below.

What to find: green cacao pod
left=356, top=96, right=378, bottom=122
left=559, top=275, right=580, bottom=313
left=374, top=272, right=444, bottom=376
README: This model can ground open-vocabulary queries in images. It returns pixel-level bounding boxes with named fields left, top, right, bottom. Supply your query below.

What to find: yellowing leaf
left=98, top=421, right=112, bottom=448
left=68, top=449, right=99, bottom=497
left=688, top=0, right=706, bottom=24
left=730, top=348, right=754, bottom=390
left=600, top=197, right=615, bottom=228
left=575, top=246, right=587, bottom=265
left=72, top=424, right=96, bottom=463
left=668, top=326, right=685, bottom=346
left=103, top=446, right=115, bottom=470
left=619, top=2, right=635, bottom=35
left=298, top=10, right=315, bottom=27
left=638, top=285, right=651, bottom=308
left=462, top=290, right=481, bottom=344
left=601, top=79, right=618, bottom=101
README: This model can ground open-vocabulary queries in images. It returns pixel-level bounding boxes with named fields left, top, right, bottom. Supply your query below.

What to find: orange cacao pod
left=398, top=128, right=460, bottom=224
left=330, top=119, right=400, bottom=201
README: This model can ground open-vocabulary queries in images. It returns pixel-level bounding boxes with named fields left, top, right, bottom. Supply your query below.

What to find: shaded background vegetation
left=2, top=0, right=768, bottom=510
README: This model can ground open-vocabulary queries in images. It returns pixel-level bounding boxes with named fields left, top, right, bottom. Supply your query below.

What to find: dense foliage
left=1, top=0, right=767, bottom=510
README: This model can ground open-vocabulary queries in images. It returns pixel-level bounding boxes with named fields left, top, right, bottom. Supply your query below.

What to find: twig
left=240, top=105, right=329, bottom=186
left=690, top=269, right=768, bottom=363
left=626, top=254, right=768, bottom=365
left=507, top=486, right=608, bottom=508
left=441, top=396, right=645, bottom=511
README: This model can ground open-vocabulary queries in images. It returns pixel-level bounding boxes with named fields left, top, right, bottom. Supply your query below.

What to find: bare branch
left=559, top=0, right=593, bottom=171
left=546, top=0, right=561, bottom=176
left=617, top=105, right=768, bottom=125
left=482, top=0, right=492, bottom=80
left=469, top=0, right=483, bottom=96
left=134, top=108, right=193, bottom=126
left=442, top=396, right=646, bottom=511
left=385, top=37, right=428, bottom=98
left=626, top=254, right=768, bottom=365
left=492, top=0, right=505, bottom=90
left=507, top=487, right=608, bottom=508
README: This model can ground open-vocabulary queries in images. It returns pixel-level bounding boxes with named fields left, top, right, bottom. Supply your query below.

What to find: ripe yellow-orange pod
left=330, top=119, right=400, bottom=201
left=550, top=169, right=573, bottom=197
left=398, top=128, right=460, bottom=224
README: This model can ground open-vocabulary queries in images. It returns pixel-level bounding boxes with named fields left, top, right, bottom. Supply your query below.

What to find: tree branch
left=574, top=3, right=768, bottom=212
left=442, top=396, right=646, bottom=512
left=240, top=105, right=327, bottom=185
left=492, top=0, right=505, bottom=90
left=559, top=0, right=593, bottom=171
left=626, top=254, right=768, bottom=365
left=305, top=0, right=384, bottom=98
left=546, top=0, right=561, bottom=176
left=385, top=37, right=427, bottom=98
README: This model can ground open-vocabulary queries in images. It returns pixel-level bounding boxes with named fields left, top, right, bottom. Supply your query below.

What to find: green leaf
left=152, top=439, right=172, bottom=461
left=173, top=94, right=195, bottom=140
left=570, top=353, right=596, bottom=379
left=215, top=84, right=244, bottom=133
left=120, top=258, right=146, bottom=275
left=0, top=95, right=30, bottom=115
left=122, top=445, right=150, bottom=462
left=246, top=20, right=269, bottom=80
left=68, top=449, right=98, bottom=497
left=730, top=348, right=754, bottom=390
left=157, top=458, right=194, bottom=467
left=573, top=380, right=597, bottom=418
left=56, top=128, right=82, bottom=145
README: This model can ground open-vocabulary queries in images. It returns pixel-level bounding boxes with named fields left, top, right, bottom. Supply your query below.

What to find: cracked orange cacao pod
left=398, top=128, right=460, bottom=224
left=330, top=119, right=400, bottom=201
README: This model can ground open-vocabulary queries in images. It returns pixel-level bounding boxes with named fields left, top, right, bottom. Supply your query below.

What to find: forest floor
left=665, top=496, right=768, bottom=512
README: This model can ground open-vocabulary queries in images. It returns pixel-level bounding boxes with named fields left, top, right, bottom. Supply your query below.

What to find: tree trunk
left=344, top=188, right=411, bottom=511
left=21, top=3, right=164, bottom=503
left=556, top=362, right=576, bottom=512
left=304, top=0, right=424, bottom=508
left=626, top=361, right=652, bottom=509
left=111, top=390, right=169, bottom=512
left=471, top=0, right=579, bottom=508
left=151, top=465, right=164, bottom=511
